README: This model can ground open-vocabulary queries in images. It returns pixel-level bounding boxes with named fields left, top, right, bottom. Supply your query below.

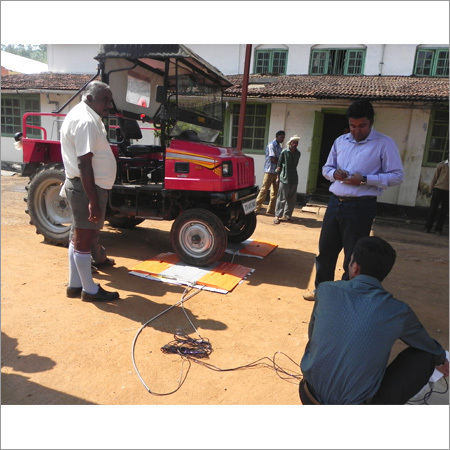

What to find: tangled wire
left=161, top=332, right=213, bottom=358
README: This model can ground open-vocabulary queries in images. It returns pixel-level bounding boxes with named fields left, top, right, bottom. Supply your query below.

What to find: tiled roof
left=1, top=73, right=97, bottom=91
left=225, top=74, right=449, bottom=102
left=2, top=72, right=449, bottom=102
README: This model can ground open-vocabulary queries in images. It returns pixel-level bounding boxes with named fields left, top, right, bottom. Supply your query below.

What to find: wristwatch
left=360, top=176, right=367, bottom=185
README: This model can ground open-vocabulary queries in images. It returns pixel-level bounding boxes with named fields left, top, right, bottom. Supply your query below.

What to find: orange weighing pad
left=225, top=239, right=278, bottom=259
left=129, top=253, right=254, bottom=294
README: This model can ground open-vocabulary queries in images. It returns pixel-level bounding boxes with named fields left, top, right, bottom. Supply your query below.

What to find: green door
left=307, top=111, right=324, bottom=193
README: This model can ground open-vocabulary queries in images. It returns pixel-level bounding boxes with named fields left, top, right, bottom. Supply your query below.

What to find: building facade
left=1, top=44, right=448, bottom=209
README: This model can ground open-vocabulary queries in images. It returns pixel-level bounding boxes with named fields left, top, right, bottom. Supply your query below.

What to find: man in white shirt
left=61, top=81, right=119, bottom=302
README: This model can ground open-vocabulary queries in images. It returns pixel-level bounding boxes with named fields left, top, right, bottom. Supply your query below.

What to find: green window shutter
left=345, top=50, right=364, bottom=75
left=254, top=49, right=288, bottom=75
left=230, top=103, right=269, bottom=152
left=272, top=51, right=287, bottom=74
left=415, top=49, right=434, bottom=75
left=414, top=48, right=449, bottom=76
left=254, top=51, right=270, bottom=74
left=310, top=50, right=328, bottom=74
left=310, top=49, right=365, bottom=75
left=1, top=95, right=41, bottom=137
left=423, top=109, right=449, bottom=166
left=435, top=50, right=449, bottom=76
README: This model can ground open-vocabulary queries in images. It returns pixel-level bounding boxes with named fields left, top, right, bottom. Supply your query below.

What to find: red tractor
left=22, top=44, right=257, bottom=266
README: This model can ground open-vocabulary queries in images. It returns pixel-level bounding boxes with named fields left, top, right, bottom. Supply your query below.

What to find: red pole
left=236, top=44, right=252, bottom=151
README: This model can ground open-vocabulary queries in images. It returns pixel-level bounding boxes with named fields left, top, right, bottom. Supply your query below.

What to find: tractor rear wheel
left=226, top=211, right=257, bottom=243
left=25, top=164, right=72, bottom=246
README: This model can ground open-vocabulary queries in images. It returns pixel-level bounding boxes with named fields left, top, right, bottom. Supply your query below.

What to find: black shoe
left=81, top=285, right=119, bottom=302
left=424, top=229, right=432, bottom=233
left=66, top=286, right=83, bottom=298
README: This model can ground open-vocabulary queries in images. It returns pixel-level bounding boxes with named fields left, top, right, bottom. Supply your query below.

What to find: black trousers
left=425, top=188, right=449, bottom=232
left=299, top=348, right=437, bottom=405
left=314, top=195, right=377, bottom=287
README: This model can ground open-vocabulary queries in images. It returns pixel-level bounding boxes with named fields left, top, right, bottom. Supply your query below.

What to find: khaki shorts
left=65, top=177, right=108, bottom=230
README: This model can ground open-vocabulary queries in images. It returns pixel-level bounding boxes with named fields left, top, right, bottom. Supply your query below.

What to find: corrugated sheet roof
left=2, top=72, right=449, bottom=102
left=1, top=51, right=48, bottom=74
left=95, top=44, right=231, bottom=86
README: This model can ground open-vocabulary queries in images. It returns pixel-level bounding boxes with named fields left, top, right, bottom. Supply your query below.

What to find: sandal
left=93, top=257, right=116, bottom=268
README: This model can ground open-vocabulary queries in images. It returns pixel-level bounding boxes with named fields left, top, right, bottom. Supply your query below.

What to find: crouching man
left=299, top=236, right=448, bottom=404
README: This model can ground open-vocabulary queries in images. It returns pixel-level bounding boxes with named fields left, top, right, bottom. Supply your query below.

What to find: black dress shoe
left=81, top=285, right=119, bottom=302
left=66, top=286, right=83, bottom=298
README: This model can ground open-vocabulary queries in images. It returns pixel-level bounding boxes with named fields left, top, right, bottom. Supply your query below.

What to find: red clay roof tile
left=1, top=73, right=449, bottom=102
left=225, top=74, right=449, bottom=102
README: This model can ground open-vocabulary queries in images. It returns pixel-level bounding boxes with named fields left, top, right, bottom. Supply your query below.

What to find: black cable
left=161, top=332, right=213, bottom=358
left=161, top=336, right=302, bottom=384
left=132, top=285, right=302, bottom=396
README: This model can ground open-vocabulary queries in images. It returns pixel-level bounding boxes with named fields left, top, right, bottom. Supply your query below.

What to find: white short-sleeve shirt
left=60, top=101, right=117, bottom=189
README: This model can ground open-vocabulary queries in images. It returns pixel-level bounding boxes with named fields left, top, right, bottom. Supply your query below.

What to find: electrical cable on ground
left=406, top=377, right=449, bottom=405
left=131, top=284, right=204, bottom=396
left=131, top=285, right=302, bottom=396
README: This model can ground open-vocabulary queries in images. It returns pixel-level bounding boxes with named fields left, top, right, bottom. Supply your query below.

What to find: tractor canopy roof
left=95, top=44, right=232, bottom=88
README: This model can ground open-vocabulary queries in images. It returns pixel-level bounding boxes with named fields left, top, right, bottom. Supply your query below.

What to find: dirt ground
left=1, top=171, right=449, bottom=448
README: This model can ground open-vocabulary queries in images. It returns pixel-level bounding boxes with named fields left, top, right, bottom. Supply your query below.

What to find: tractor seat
left=126, top=145, right=163, bottom=155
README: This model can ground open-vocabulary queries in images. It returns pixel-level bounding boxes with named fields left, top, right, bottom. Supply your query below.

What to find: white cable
left=131, top=284, right=203, bottom=395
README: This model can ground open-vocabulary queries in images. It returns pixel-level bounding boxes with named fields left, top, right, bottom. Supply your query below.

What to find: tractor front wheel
left=170, top=208, right=227, bottom=266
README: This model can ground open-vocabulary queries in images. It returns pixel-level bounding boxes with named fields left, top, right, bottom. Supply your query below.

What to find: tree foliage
left=1, top=44, right=47, bottom=63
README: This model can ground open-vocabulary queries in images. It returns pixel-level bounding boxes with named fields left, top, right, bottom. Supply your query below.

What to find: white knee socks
left=73, top=246, right=98, bottom=295
left=68, top=241, right=82, bottom=288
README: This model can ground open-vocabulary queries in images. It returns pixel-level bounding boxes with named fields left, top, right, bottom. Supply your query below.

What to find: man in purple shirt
left=304, top=99, right=404, bottom=300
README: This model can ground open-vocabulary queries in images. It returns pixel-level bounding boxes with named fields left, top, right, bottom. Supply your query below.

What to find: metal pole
left=236, top=44, right=252, bottom=151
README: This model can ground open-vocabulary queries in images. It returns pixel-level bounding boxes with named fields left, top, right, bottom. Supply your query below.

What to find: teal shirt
left=277, top=148, right=300, bottom=184
left=300, top=275, right=446, bottom=404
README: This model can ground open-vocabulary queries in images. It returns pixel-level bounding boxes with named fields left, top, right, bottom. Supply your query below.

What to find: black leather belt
left=334, top=194, right=376, bottom=202
left=301, top=379, right=321, bottom=405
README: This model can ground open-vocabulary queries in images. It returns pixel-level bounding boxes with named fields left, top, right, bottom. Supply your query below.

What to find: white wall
left=187, top=44, right=243, bottom=75
left=1, top=137, right=22, bottom=163
left=47, top=44, right=101, bottom=74
left=254, top=101, right=339, bottom=195
left=397, top=108, right=431, bottom=206
left=191, top=44, right=419, bottom=76
left=375, top=45, right=416, bottom=76
left=47, top=44, right=443, bottom=76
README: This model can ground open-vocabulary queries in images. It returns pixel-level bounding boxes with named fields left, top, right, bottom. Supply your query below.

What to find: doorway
left=315, top=112, right=349, bottom=194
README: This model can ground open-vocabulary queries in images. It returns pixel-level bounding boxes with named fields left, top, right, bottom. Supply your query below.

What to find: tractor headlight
left=222, top=161, right=233, bottom=177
